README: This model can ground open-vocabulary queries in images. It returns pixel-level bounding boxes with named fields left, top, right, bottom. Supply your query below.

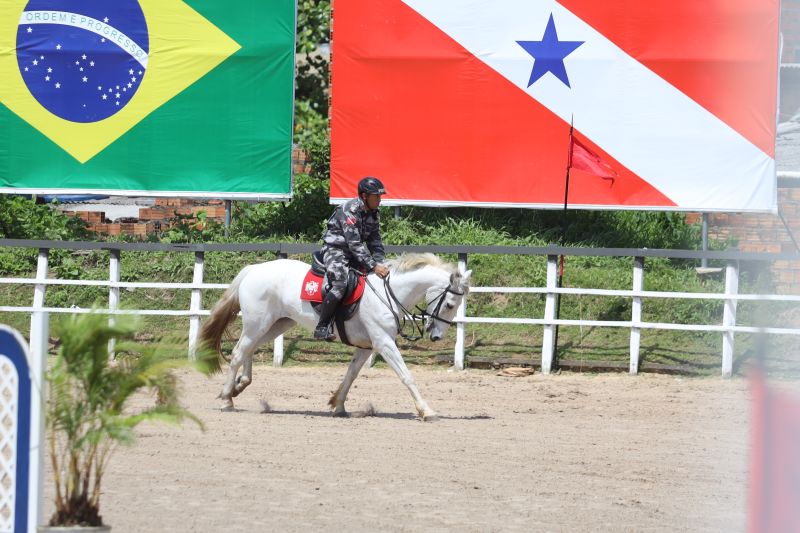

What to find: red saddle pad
left=299, top=268, right=365, bottom=305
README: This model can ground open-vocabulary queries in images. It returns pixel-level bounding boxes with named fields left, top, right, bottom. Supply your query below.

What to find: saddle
left=300, top=251, right=366, bottom=329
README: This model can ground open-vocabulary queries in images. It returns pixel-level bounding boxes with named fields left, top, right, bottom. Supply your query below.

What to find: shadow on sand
left=214, top=406, right=493, bottom=421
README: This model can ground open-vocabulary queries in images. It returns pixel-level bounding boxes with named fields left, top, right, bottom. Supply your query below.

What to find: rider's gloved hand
left=373, top=264, right=390, bottom=279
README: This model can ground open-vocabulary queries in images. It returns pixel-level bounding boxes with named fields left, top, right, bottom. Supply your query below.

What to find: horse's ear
left=462, top=269, right=473, bottom=282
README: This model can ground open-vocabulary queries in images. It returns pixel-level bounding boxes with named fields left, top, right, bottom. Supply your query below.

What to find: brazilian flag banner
left=0, top=0, right=296, bottom=199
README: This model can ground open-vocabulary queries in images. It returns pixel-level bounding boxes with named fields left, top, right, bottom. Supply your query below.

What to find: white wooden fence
left=0, top=240, right=798, bottom=377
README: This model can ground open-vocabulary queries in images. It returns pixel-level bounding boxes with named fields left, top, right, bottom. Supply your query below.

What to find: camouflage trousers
left=322, top=246, right=350, bottom=300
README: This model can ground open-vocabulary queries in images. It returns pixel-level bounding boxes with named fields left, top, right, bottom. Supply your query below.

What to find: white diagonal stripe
left=402, top=0, right=776, bottom=212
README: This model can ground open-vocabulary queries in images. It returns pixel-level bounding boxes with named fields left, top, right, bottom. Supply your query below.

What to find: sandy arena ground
left=43, top=365, right=751, bottom=532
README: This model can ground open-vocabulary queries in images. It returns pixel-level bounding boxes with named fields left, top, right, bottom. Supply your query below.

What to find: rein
left=360, top=269, right=464, bottom=342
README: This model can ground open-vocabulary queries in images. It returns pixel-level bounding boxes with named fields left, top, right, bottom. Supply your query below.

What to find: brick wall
left=292, top=145, right=311, bottom=175
left=686, top=187, right=800, bottom=292
left=73, top=199, right=227, bottom=237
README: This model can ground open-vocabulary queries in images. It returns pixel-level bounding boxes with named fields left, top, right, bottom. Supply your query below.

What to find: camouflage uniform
left=321, top=198, right=385, bottom=299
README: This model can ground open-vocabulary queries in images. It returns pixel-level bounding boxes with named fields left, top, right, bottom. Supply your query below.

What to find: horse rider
left=314, top=176, right=391, bottom=340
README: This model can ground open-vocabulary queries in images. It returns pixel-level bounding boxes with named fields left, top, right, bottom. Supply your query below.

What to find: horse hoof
left=421, top=413, right=439, bottom=422
left=220, top=400, right=235, bottom=411
left=332, top=410, right=349, bottom=418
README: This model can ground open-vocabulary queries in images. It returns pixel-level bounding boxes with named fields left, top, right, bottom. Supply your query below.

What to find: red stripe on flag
left=559, top=0, right=779, bottom=157
left=331, top=0, right=675, bottom=207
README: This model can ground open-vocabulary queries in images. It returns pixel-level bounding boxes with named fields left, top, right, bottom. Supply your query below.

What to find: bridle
left=360, top=270, right=464, bottom=342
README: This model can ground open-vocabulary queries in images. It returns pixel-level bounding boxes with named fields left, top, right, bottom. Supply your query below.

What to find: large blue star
left=517, top=14, right=584, bottom=88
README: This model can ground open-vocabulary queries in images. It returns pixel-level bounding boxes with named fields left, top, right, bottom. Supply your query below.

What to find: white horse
left=200, top=253, right=472, bottom=420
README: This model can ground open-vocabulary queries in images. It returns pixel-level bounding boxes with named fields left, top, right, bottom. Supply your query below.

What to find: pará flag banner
left=0, top=0, right=296, bottom=199
left=331, top=0, right=779, bottom=212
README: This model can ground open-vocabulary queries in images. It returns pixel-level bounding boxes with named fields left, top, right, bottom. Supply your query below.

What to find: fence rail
left=0, top=239, right=798, bottom=377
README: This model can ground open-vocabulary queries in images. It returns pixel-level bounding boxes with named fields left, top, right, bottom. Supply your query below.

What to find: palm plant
left=45, top=312, right=214, bottom=528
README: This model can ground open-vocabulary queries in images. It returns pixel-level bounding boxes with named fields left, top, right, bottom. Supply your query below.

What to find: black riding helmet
left=357, top=176, right=387, bottom=196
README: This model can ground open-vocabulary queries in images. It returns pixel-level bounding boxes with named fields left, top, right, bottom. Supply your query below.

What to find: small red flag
left=749, top=368, right=800, bottom=533
left=569, top=136, right=618, bottom=184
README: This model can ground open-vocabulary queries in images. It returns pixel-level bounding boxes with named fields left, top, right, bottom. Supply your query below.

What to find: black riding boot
left=313, top=292, right=341, bottom=340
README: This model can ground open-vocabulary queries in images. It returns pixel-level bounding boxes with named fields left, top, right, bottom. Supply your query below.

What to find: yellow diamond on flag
left=0, top=0, right=240, bottom=163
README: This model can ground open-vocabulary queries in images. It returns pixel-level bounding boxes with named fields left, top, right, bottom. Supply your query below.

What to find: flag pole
left=553, top=117, right=573, bottom=369
left=561, top=117, right=573, bottom=244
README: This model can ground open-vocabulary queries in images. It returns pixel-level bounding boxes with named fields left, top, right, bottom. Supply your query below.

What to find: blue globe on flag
left=16, top=0, right=149, bottom=123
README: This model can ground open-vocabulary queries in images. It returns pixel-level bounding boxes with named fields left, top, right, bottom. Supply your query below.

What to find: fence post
left=453, top=253, right=468, bottom=370
left=273, top=252, right=288, bottom=367
left=28, top=248, right=49, bottom=530
left=541, top=254, right=558, bottom=374
left=188, top=251, right=204, bottom=360
left=701, top=213, right=709, bottom=268
left=108, top=249, right=120, bottom=358
left=722, top=261, right=739, bottom=378
left=224, top=200, right=232, bottom=239
left=273, top=334, right=285, bottom=368
left=630, top=256, right=644, bottom=374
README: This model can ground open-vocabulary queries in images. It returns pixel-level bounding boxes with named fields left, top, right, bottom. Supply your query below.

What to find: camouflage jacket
left=322, top=198, right=385, bottom=271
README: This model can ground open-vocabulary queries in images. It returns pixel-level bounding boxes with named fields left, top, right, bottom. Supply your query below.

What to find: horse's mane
left=388, top=253, right=458, bottom=275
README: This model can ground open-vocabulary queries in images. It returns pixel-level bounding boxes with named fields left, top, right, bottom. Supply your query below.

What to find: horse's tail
left=199, top=265, right=253, bottom=373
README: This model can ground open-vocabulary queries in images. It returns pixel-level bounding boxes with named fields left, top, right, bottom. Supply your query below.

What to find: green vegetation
left=0, top=195, right=89, bottom=240
left=0, top=1, right=795, bottom=376
left=0, top=199, right=793, bottom=376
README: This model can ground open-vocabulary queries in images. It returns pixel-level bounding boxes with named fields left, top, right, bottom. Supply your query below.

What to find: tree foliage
left=231, top=173, right=330, bottom=240
left=0, top=195, right=88, bottom=240
left=294, top=0, right=330, bottom=143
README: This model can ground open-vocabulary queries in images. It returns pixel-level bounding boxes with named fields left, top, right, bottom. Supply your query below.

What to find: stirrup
left=313, top=324, right=335, bottom=341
